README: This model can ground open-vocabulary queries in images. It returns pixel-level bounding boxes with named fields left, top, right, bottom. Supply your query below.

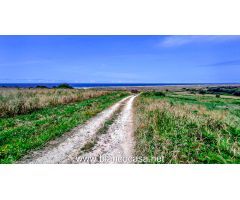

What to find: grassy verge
left=0, top=91, right=128, bottom=163
left=134, top=92, right=240, bottom=163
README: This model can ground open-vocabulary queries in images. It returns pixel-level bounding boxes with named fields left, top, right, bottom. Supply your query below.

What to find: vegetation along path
left=19, top=95, right=137, bottom=164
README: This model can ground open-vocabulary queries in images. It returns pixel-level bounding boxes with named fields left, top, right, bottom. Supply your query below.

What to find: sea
left=0, top=83, right=238, bottom=89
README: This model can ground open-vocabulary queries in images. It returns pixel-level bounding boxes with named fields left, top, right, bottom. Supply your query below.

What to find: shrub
left=199, top=90, right=206, bottom=95
left=233, top=91, right=240, bottom=96
left=56, top=83, right=73, bottom=89
left=206, top=86, right=240, bottom=96
left=36, top=85, right=49, bottom=89
left=131, top=89, right=139, bottom=94
left=142, top=91, right=165, bottom=97
left=216, top=94, right=221, bottom=98
left=155, top=91, right=166, bottom=97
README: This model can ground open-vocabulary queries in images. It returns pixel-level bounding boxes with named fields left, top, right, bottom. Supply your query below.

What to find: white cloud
left=159, top=35, right=240, bottom=47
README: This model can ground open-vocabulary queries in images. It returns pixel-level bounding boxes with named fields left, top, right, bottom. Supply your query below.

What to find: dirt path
left=19, top=95, right=137, bottom=164
left=73, top=95, right=137, bottom=164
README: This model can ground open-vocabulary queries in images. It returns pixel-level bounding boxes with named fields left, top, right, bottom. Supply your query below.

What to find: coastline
left=1, top=83, right=240, bottom=89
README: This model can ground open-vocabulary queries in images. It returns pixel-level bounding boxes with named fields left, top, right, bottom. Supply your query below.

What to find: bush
left=56, top=83, right=73, bottom=89
left=233, top=91, right=240, bottom=96
left=131, top=89, right=139, bottom=94
left=142, top=91, right=165, bottom=97
left=216, top=94, right=221, bottom=98
left=155, top=91, right=166, bottom=97
left=207, top=86, right=240, bottom=96
left=199, top=90, right=206, bottom=95
left=36, top=85, right=48, bottom=89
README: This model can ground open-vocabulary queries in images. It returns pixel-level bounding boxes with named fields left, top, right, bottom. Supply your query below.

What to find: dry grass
left=0, top=88, right=111, bottom=117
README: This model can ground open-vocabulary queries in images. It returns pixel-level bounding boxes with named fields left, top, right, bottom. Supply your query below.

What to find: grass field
left=0, top=90, right=128, bottom=163
left=134, top=92, right=240, bottom=163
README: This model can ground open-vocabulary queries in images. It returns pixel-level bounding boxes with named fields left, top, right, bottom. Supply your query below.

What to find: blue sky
left=0, top=35, right=240, bottom=83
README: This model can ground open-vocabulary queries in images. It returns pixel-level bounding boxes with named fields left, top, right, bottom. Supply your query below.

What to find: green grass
left=0, top=91, right=128, bottom=163
left=134, top=92, right=240, bottom=164
left=80, top=139, right=97, bottom=154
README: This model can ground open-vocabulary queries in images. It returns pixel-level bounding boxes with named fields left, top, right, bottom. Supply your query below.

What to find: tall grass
left=134, top=92, right=240, bottom=163
left=0, top=91, right=128, bottom=163
left=0, top=88, right=111, bottom=117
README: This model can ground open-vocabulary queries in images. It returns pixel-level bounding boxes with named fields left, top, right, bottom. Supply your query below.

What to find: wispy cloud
left=202, top=59, right=240, bottom=67
left=159, top=36, right=240, bottom=47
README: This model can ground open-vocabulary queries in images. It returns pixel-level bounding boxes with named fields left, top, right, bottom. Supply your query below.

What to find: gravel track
left=76, top=95, right=137, bottom=164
